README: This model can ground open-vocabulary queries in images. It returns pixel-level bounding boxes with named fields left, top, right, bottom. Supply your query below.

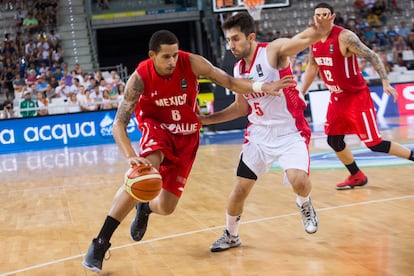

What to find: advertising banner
left=0, top=110, right=142, bottom=154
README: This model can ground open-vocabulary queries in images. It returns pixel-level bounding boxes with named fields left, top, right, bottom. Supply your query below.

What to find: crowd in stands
left=0, top=0, right=126, bottom=119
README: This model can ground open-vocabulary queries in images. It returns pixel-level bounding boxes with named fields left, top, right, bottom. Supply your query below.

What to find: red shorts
left=138, top=119, right=199, bottom=197
left=324, top=89, right=382, bottom=147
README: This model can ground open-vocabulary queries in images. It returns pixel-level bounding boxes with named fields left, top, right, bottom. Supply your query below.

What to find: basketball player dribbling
left=301, top=2, right=414, bottom=190
left=199, top=12, right=334, bottom=252
left=82, top=30, right=292, bottom=273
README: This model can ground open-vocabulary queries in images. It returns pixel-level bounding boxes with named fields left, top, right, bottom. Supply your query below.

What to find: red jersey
left=311, top=25, right=367, bottom=96
left=135, top=50, right=200, bottom=135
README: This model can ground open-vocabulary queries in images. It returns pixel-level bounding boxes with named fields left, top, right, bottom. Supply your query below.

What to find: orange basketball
left=124, top=164, right=162, bottom=202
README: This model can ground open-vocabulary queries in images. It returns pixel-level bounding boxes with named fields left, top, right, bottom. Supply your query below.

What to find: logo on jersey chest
left=181, top=78, right=188, bottom=90
left=329, top=44, right=334, bottom=54
left=256, top=64, right=264, bottom=77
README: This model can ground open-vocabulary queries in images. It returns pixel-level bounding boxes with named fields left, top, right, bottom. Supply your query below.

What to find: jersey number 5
left=254, top=102, right=264, bottom=116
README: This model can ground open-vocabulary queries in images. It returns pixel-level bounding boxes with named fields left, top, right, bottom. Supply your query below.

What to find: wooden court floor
left=0, top=116, right=413, bottom=275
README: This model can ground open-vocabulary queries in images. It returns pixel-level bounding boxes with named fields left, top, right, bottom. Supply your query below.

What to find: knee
left=287, top=169, right=309, bottom=190
left=327, top=135, right=346, bottom=152
left=368, top=140, right=391, bottom=153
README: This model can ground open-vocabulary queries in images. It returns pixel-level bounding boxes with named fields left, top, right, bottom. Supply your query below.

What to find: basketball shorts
left=241, top=124, right=310, bottom=183
left=325, top=89, right=382, bottom=147
left=138, top=119, right=200, bottom=197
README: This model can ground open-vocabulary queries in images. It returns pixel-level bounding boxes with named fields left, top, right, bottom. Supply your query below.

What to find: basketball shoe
left=130, top=202, right=151, bottom=241
left=82, top=238, right=111, bottom=273
left=210, top=229, right=242, bottom=252
left=298, top=199, right=319, bottom=234
left=336, top=170, right=368, bottom=190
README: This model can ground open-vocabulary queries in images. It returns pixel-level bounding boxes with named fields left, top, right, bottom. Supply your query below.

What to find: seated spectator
left=398, top=21, right=410, bottom=38
left=12, top=73, right=26, bottom=99
left=371, top=0, right=387, bottom=26
left=366, top=10, right=381, bottom=28
left=101, top=89, right=114, bottom=110
left=20, top=90, right=37, bottom=117
left=76, top=85, right=87, bottom=103
left=48, top=29, right=60, bottom=49
left=35, top=74, right=47, bottom=94
left=55, top=78, right=70, bottom=98
left=80, top=90, right=98, bottom=112
left=36, top=91, right=49, bottom=116
left=44, top=83, right=57, bottom=101
left=14, top=7, right=25, bottom=31
left=23, top=12, right=39, bottom=35
left=0, top=100, right=15, bottom=119
left=378, top=50, right=394, bottom=74
left=67, top=92, right=81, bottom=113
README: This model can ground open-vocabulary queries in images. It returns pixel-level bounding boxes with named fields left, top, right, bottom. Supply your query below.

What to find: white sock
left=226, top=213, right=241, bottom=237
left=296, top=195, right=310, bottom=206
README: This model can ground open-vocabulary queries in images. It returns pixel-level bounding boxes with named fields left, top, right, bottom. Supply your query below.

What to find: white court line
left=2, top=195, right=413, bottom=276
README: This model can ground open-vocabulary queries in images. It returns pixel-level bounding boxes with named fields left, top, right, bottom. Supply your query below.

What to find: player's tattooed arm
left=342, top=30, right=389, bottom=80
left=115, top=71, right=143, bottom=127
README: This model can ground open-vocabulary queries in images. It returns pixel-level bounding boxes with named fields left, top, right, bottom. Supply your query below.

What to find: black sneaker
left=130, top=202, right=151, bottom=241
left=82, top=238, right=111, bottom=273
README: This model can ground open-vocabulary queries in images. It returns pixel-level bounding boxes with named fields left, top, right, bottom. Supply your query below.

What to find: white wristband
left=252, top=81, right=264, bottom=92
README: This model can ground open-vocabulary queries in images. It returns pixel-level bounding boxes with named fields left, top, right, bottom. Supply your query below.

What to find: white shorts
left=241, top=124, right=310, bottom=179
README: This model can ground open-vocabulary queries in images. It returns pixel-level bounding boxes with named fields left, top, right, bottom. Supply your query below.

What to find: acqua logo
left=99, top=113, right=138, bottom=137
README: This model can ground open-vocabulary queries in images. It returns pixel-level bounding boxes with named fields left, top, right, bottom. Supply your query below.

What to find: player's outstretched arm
left=190, top=54, right=294, bottom=95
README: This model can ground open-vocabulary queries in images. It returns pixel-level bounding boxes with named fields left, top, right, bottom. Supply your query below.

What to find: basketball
left=124, top=164, right=162, bottom=202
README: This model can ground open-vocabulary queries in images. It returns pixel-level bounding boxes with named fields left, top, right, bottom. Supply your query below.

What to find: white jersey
left=233, top=43, right=311, bottom=178
left=233, top=43, right=310, bottom=139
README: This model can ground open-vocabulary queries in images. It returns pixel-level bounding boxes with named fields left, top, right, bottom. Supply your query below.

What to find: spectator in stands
left=392, top=34, right=407, bottom=65
left=76, top=85, right=87, bottom=103
left=48, top=29, right=60, bottom=49
left=101, top=89, right=113, bottom=110
left=80, top=89, right=98, bottom=112
left=69, top=77, right=81, bottom=94
left=24, top=39, right=36, bottom=57
left=14, top=7, right=25, bottom=32
left=48, top=75, right=59, bottom=89
left=20, top=90, right=37, bottom=117
left=386, top=24, right=398, bottom=44
left=62, top=69, right=72, bottom=86
left=90, top=84, right=103, bottom=109
left=35, top=74, right=47, bottom=94
left=12, top=72, right=26, bottom=99
left=73, top=63, right=84, bottom=75
left=371, top=0, right=387, bottom=26
left=36, top=91, right=48, bottom=116
left=353, top=0, right=366, bottom=16
left=86, top=77, right=97, bottom=91
left=51, top=46, right=64, bottom=64
left=67, top=92, right=81, bottom=113
left=374, top=26, right=389, bottom=47
left=378, top=50, right=394, bottom=74
left=366, top=10, right=381, bottom=28
left=55, top=78, right=70, bottom=98
left=23, top=12, right=39, bottom=36
left=44, top=83, right=56, bottom=101
left=53, top=66, right=63, bottom=80
left=117, top=83, right=125, bottom=103
left=398, top=21, right=410, bottom=38
left=1, top=99, right=15, bottom=119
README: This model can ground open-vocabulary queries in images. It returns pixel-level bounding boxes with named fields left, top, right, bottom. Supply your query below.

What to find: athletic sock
left=296, top=195, right=310, bottom=206
left=345, top=161, right=360, bottom=175
left=226, top=213, right=241, bottom=237
left=97, top=215, right=120, bottom=242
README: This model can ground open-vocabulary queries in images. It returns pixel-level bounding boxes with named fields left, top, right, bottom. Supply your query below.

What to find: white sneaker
left=298, top=199, right=319, bottom=234
left=210, top=230, right=241, bottom=252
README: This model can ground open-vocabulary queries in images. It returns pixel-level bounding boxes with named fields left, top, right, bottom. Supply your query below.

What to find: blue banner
left=0, top=110, right=142, bottom=154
